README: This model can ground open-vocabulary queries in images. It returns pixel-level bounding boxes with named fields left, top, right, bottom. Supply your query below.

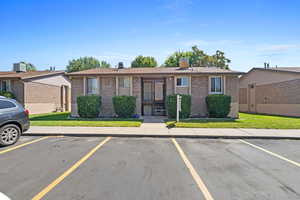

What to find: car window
left=0, top=100, right=17, bottom=109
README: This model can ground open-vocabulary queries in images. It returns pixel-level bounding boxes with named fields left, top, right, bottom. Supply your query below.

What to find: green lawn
left=30, top=112, right=143, bottom=127
left=166, top=113, right=300, bottom=129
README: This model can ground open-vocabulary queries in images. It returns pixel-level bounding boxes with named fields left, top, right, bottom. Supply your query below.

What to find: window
left=87, top=78, right=98, bottom=95
left=176, top=77, right=188, bottom=87
left=0, top=80, right=10, bottom=92
left=119, top=77, right=130, bottom=88
left=0, top=100, right=16, bottom=109
left=210, top=76, right=223, bottom=94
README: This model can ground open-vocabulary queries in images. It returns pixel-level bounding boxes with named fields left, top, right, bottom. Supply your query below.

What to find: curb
left=23, top=133, right=300, bottom=140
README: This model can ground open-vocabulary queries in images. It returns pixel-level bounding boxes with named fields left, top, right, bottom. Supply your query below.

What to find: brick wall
left=239, top=78, right=300, bottom=116
left=239, top=88, right=247, bottom=104
left=24, top=81, right=62, bottom=114
left=191, top=76, right=208, bottom=117
left=100, top=77, right=116, bottom=116
left=225, top=76, right=239, bottom=118
left=69, top=74, right=240, bottom=117
left=11, top=80, right=24, bottom=104
left=71, top=77, right=83, bottom=116
left=255, top=79, right=300, bottom=104
left=133, top=77, right=142, bottom=115
left=225, top=76, right=239, bottom=103
left=166, top=77, right=174, bottom=96
left=176, top=87, right=189, bottom=94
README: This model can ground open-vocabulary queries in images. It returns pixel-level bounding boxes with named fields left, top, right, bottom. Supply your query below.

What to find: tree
left=66, top=57, right=111, bottom=72
left=163, top=46, right=231, bottom=69
left=131, top=55, right=158, bottom=68
left=25, top=63, right=37, bottom=71
left=19, top=61, right=37, bottom=71
left=100, top=61, right=111, bottom=68
left=164, top=51, right=194, bottom=67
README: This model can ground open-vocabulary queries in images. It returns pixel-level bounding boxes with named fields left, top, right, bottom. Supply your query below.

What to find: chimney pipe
left=118, top=62, right=124, bottom=69
left=179, top=57, right=189, bottom=69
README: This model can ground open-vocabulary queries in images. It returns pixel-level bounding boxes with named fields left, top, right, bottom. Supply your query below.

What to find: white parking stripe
left=172, top=138, right=214, bottom=200
left=239, top=139, right=300, bottom=168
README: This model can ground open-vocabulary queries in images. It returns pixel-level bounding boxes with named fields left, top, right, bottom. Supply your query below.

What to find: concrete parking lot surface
left=0, top=136, right=299, bottom=200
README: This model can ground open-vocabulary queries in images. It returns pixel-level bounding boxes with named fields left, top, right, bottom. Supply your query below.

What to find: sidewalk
left=25, top=126, right=300, bottom=139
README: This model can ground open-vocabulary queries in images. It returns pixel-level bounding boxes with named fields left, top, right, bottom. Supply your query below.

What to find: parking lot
left=0, top=136, right=299, bottom=200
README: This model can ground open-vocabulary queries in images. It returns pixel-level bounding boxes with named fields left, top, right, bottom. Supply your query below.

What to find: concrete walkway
left=25, top=125, right=300, bottom=139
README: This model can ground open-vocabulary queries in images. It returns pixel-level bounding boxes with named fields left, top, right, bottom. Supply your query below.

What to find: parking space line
left=171, top=138, right=214, bottom=200
left=0, top=136, right=51, bottom=155
left=31, top=136, right=112, bottom=200
left=239, top=139, right=300, bottom=168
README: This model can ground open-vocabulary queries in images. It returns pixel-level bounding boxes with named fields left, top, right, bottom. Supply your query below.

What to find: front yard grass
left=166, top=112, right=300, bottom=129
left=30, top=112, right=143, bottom=127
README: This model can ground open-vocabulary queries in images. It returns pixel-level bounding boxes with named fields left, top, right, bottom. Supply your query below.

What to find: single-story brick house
left=68, top=65, right=243, bottom=118
left=0, top=70, right=71, bottom=114
left=239, top=67, right=300, bottom=117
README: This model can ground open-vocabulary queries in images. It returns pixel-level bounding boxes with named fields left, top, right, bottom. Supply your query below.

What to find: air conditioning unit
left=13, top=63, right=27, bottom=72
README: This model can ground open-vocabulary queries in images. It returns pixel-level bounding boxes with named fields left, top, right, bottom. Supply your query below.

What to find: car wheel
left=0, top=124, right=21, bottom=146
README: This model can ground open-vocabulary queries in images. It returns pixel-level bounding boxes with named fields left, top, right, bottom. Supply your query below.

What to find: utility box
left=13, top=62, right=27, bottom=72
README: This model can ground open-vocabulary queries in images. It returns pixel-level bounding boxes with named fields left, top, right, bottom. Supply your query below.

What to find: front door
left=142, top=78, right=166, bottom=116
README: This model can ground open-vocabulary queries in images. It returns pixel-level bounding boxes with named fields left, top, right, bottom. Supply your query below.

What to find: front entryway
left=141, top=78, right=166, bottom=116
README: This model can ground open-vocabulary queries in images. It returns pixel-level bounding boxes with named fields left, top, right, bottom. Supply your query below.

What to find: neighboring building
left=239, top=67, right=300, bottom=117
left=0, top=70, right=71, bottom=114
left=67, top=64, right=243, bottom=118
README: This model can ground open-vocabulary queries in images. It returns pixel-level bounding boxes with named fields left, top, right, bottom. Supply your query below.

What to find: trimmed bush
left=113, top=96, right=136, bottom=118
left=166, top=94, right=191, bottom=119
left=0, top=91, right=15, bottom=99
left=77, top=95, right=101, bottom=118
left=206, top=94, right=231, bottom=118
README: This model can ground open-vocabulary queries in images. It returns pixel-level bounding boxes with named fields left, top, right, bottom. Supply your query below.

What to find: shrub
left=0, top=91, right=15, bottom=99
left=166, top=94, right=191, bottom=119
left=77, top=95, right=101, bottom=118
left=113, top=96, right=136, bottom=118
left=206, top=94, right=231, bottom=118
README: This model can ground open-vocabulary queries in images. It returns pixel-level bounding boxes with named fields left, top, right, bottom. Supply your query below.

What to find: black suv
left=0, top=96, right=30, bottom=146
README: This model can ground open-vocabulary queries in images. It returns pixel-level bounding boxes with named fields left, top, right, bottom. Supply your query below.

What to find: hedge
left=77, top=95, right=101, bottom=118
left=113, top=96, right=136, bottom=118
left=166, top=94, right=191, bottom=119
left=0, top=91, right=15, bottom=99
left=206, top=94, right=231, bottom=118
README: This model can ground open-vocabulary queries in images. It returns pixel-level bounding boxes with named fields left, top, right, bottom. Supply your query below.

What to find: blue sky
left=1, top=0, right=300, bottom=72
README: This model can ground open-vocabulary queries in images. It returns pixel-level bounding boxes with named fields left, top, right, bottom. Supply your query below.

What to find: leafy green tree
left=66, top=57, right=111, bottom=72
left=19, top=62, right=37, bottom=71
left=164, top=51, right=194, bottom=67
left=100, top=61, right=111, bottom=68
left=25, top=63, right=37, bottom=71
left=131, top=55, right=158, bottom=68
left=163, top=46, right=231, bottom=69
